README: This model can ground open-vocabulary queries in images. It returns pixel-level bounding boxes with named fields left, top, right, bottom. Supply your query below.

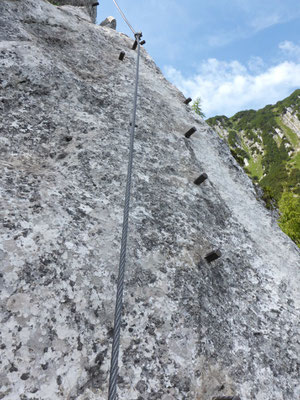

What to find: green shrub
left=261, top=186, right=277, bottom=209
left=192, top=97, right=205, bottom=118
left=228, top=130, right=239, bottom=148
left=278, top=192, right=300, bottom=247
left=230, top=149, right=245, bottom=166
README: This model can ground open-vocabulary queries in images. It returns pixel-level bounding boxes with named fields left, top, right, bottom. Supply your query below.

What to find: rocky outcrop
left=49, top=0, right=97, bottom=23
left=100, top=16, right=117, bottom=30
left=0, top=1, right=300, bottom=400
left=282, top=107, right=300, bottom=140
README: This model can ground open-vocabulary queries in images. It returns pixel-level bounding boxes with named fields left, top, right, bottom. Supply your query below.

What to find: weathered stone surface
left=100, top=16, right=117, bottom=30
left=48, top=0, right=97, bottom=23
left=0, top=1, right=299, bottom=399
left=282, top=107, right=300, bottom=140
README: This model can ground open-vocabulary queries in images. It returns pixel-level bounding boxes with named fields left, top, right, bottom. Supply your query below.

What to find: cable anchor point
left=132, top=32, right=143, bottom=50
left=135, top=32, right=143, bottom=41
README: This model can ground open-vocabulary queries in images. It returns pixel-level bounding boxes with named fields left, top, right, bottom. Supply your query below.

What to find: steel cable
left=107, top=33, right=142, bottom=400
left=112, top=0, right=136, bottom=35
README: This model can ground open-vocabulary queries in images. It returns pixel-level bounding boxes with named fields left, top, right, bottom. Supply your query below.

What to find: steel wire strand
left=107, top=34, right=142, bottom=400
left=112, top=0, right=136, bottom=34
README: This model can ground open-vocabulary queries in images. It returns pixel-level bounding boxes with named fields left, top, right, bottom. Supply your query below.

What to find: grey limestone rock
left=0, top=0, right=300, bottom=399
left=100, top=16, right=117, bottom=30
left=48, top=0, right=97, bottom=23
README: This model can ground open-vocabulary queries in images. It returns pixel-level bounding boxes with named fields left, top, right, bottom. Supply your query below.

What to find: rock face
left=49, top=0, right=97, bottom=23
left=282, top=106, right=300, bottom=138
left=0, top=1, right=300, bottom=400
left=100, top=16, right=117, bottom=30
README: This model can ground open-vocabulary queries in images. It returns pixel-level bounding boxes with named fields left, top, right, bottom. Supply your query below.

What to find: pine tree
left=192, top=97, right=205, bottom=118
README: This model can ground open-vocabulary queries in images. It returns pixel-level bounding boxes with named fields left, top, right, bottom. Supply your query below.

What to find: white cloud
left=206, top=31, right=239, bottom=48
left=250, top=13, right=280, bottom=32
left=164, top=43, right=300, bottom=118
left=279, top=41, right=300, bottom=61
left=248, top=56, right=265, bottom=73
left=203, top=1, right=300, bottom=49
left=238, top=0, right=300, bottom=31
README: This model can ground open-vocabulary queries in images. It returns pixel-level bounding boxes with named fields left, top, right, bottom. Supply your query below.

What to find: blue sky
left=97, top=1, right=300, bottom=117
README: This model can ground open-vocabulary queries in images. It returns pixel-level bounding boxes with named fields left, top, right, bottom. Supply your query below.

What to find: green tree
left=192, top=97, right=205, bottom=118
left=278, top=192, right=300, bottom=247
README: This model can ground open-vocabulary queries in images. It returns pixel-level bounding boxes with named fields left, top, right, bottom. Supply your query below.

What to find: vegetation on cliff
left=207, top=89, right=300, bottom=247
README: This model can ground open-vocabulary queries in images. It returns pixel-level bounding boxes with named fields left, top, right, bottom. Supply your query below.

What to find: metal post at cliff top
left=107, top=31, right=142, bottom=400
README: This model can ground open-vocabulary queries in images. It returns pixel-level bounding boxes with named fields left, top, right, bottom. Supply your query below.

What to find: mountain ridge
left=207, top=89, right=300, bottom=246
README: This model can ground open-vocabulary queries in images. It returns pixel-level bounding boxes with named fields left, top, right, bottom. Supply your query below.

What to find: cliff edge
left=48, top=0, right=97, bottom=23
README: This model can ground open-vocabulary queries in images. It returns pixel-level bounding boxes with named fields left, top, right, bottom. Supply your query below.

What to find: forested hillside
left=207, top=89, right=300, bottom=246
